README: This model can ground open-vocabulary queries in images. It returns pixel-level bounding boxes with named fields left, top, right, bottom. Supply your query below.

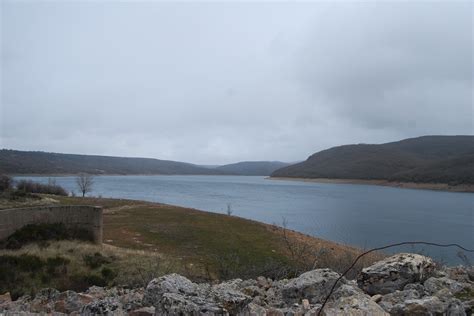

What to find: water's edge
left=268, top=177, right=474, bottom=193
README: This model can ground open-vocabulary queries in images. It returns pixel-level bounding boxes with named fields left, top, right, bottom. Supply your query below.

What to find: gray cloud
left=1, top=1, right=472, bottom=164
left=296, top=2, right=472, bottom=134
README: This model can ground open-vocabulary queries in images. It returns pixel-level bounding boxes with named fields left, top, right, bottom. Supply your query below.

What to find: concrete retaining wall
left=0, top=205, right=103, bottom=243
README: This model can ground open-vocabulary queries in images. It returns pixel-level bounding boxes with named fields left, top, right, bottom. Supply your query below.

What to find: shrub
left=0, top=254, right=71, bottom=299
left=101, top=267, right=117, bottom=281
left=0, top=175, right=12, bottom=192
left=46, top=256, right=70, bottom=275
left=83, top=252, right=111, bottom=269
left=1, top=223, right=92, bottom=249
left=16, top=179, right=68, bottom=196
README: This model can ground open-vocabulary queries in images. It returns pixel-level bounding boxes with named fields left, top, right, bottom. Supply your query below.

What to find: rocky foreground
left=0, top=253, right=473, bottom=315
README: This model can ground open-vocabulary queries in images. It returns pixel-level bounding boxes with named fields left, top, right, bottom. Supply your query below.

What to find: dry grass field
left=1, top=195, right=383, bottom=298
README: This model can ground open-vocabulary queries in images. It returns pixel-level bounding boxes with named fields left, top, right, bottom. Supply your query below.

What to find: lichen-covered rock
left=403, top=283, right=428, bottom=297
left=445, top=298, right=467, bottom=316
left=445, top=266, right=474, bottom=283
left=53, top=291, right=94, bottom=314
left=143, top=274, right=251, bottom=315
left=265, top=307, right=285, bottom=315
left=85, top=286, right=108, bottom=299
left=357, top=253, right=436, bottom=295
left=424, top=277, right=466, bottom=295
left=129, top=306, right=155, bottom=316
left=462, top=299, right=474, bottom=315
left=158, top=292, right=222, bottom=315
left=0, top=295, right=32, bottom=312
left=80, top=297, right=123, bottom=315
left=256, top=276, right=272, bottom=290
left=378, top=289, right=420, bottom=313
left=242, top=302, right=267, bottom=315
left=322, top=294, right=389, bottom=316
left=282, top=268, right=346, bottom=304
left=29, top=288, right=60, bottom=313
left=331, top=283, right=365, bottom=301
left=211, top=282, right=252, bottom=314
left=119, top=289, right=145, bottom=312
left=389, top=296, right=446, bottom=315
left=143, top=273, right=200, bottom=307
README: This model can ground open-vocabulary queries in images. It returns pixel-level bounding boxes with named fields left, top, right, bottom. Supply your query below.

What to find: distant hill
left=215, top=161, right=291, bottom=176
left=0, top=150, right=225, bottom=175
left=271, top=136, right=474, bottom=184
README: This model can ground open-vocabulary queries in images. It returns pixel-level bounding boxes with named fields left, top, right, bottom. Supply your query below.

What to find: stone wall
left=0, top=205, right=103, bottom=243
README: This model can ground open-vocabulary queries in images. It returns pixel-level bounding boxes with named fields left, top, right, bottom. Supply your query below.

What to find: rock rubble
left=0, top=253, right=472, bottom=315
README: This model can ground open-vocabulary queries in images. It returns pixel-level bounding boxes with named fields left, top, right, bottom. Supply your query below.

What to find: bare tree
left=76, top=174, right=94, bottom=197
left=226, top=203, right=233, bottom=216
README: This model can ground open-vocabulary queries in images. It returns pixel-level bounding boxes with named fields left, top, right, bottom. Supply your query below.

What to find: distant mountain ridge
left=0, top=150, right=289, bottom=176
left=0, top=150, right=225, bottom=175
left=215, top=161, right=291, bottom=176
left=271, top=136, right=474, bottom=185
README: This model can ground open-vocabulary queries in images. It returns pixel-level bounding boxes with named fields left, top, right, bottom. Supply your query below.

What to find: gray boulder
left=211, top=282, right=252, bottom=314
left=144, top=274, right=251, bottom=315
left=322, top=294, right=389, bottom=316
left=445, top=266, right=474, bottom=283
left=331, top=284, right=365, bottom=301
left=424, top=277, right=466, bottom=296
left=53, top=291, right=94, bottom=314
left=357, top=253, right=436, bottom=295
left=403, top=283, right=428, bottom=297
left=143, top=274, right=200, bottom=306
left=282, top=269, right=346, bottom=304
left=378, top=289, right=421, bottom=313
left=445, top=298, right=467, bottom=316
left=129, top=306, right=156, bottom=316
left=389, top=296, right=446, bottom=315
left=462, top=299, right=474, bottom=315
left=80, top=297, right=123, bottom=315
left=158, top=292, right=223, bottom=315
left=242, top=302, right=266, bottom=315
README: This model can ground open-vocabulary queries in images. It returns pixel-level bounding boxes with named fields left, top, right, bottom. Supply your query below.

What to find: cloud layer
left=1, top=1, right=472, bottom=164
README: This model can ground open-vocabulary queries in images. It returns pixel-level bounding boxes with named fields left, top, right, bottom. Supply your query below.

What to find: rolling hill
left=271, top=136, right=474, bottom=184
left=0, top=150, right=225, bottom=175
left=215, top=161, right=291, bottom=176
left=0, top=150, right=291, bottom=176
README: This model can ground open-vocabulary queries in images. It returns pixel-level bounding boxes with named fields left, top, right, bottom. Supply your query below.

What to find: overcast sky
left=1, top=1, right=472, bottom=164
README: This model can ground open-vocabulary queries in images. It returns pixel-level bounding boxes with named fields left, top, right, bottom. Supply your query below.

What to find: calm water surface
left=16, top=175, right=474, bottom=264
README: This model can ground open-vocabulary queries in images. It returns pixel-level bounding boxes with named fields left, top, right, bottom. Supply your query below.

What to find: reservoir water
left=15, top=175, right=474, bottom=264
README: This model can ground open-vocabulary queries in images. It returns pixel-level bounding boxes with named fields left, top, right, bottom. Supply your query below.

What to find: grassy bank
left=1, top=195, right=382, bottom=298
left=269, top=177, right=474, bottom=193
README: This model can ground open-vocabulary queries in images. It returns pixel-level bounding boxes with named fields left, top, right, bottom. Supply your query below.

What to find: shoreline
left=268, top=177, right=474, bottom=193
left=11, top=174, right=474, bottom=193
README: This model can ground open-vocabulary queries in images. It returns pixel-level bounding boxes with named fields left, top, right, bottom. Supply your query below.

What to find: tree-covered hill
left=271, top=136, right=474, bottom=184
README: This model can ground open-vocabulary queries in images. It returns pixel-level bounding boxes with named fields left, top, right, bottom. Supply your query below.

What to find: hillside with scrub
left=271, top=135, right=474, bottom=187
